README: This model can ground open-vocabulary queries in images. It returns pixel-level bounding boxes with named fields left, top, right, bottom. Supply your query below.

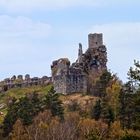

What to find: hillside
left=0, top=61, right=140, bottom=140
left=0, top=85, right=52, bottom=123
left=0, top=85, right=99, bottom=124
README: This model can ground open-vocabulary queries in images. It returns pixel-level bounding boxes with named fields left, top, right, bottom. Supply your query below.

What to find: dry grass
left=60, top=93, right=99, bottom=110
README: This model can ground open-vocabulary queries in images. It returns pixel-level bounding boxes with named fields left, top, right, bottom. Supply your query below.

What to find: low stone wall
left=0, top=75, right=52, bottom=93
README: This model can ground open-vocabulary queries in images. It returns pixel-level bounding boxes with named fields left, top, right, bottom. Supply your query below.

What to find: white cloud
left=0, top=14, right=140, bottom=83
left=0, top=0, right=138, bottom=12
left=90, top=22, right=140, bottom=81
left=0, top=15, right=51, bottom=38
left=0, top=15, right=52, bottom=80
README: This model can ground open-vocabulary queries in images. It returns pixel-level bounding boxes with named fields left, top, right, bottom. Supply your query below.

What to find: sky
left=0, top=0, right=140, bottom=82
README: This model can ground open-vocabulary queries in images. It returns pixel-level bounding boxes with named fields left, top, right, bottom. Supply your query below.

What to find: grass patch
left=0, top=84, right=53, bottom=124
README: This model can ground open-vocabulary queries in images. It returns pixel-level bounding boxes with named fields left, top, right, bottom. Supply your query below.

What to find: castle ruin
left=0, top=33, right=107, bottom=95
left=51, top=33, right=107, bottom=94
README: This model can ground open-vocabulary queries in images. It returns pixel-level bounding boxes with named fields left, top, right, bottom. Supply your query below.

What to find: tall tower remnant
left=78, top=43, right=83, bottom=63
left=88, top=33, right=103, bottom=48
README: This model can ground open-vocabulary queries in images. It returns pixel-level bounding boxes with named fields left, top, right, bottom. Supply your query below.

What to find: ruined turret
left=83, top=33, right=107, bottom=71
left=88, top=33, right=103, bottom=48
left=85, top=33, right=107, bottom=95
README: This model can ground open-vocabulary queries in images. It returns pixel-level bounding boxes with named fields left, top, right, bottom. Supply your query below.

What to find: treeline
left=0, top=60, right=140, bottom=140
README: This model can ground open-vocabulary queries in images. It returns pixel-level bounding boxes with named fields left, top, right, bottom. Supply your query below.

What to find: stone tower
left=88, top=33, right=103, bottom=48
left=51, top=58, right=70, bottom=94
left=85, top=33, right=107, bottom=95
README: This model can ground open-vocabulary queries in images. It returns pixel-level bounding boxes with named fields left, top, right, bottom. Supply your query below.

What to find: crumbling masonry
left=51, top=33, right=107, bottom=94
left=0, top=75, right=51, bottom=92
left=0, top=33, right=107, bottom=95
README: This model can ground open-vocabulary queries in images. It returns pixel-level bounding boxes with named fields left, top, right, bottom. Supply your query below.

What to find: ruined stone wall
left=53, top=72, right=87, bottom=94
left=51, top=58, right=70, bottom=94
left=51, top=33, right=107, bottom=95
left=53, top=75, right=67, bottom=94
left=51, top=58, right=87, bottom=94
left=51, top=58, right=70, bottom=77
left=65, top=68, right=87, bottom=94
left=0, top=75, right=51, bottom=93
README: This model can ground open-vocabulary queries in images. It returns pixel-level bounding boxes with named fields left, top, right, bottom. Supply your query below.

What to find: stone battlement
left=0, top=75, right=52, bottom=92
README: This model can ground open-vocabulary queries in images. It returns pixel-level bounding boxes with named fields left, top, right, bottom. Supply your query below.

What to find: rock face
left=51, top=33, right=107, bottom=95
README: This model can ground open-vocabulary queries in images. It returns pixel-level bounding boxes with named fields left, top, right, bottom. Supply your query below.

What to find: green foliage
left=107, top=106, right=115, bottom=126
left=121, top=134, right=140, bottom=140
left=100, top=70, right=112, bottom=86
left=44, top=87, right=64, bottom=120
left=2, top=86, right=64, bottom=137
left=119, top=60, right=140, bottom=130
left=85, top=129, right=100, bottom=140
left=2, top=102, right=18, bottom=137
left=128, top=60, right=140, bottom=83
left=17, top=97, right=33, bottom=125
left=2, top=93, right=43, bottom=136
left=91, top=99, right=102, bottom=120
left=0, top=85, right=52, bottom=121
left=0, top=85, right=52, bottom=104
left=101, top=98, right=115, bottom=127
left=119, top=90, right=140, bottom=130
left=98, top=70, right=112, bottom=97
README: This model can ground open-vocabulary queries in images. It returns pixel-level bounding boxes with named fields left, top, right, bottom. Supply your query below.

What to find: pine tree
left=99, top=70, right=112, bottom=97
left=119, top=60, right=140, bottom=130
left=91, top=99, right=102, bottom=120
left=44, top=87, right=64, bottom=120
left=3, top=92, right=43, bottom=136
left=101, top=98, right=115, bottom=127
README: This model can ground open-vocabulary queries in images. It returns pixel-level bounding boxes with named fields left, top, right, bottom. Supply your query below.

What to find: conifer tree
left=44, top=87, right=64, bottom=120
left=91, top=99, right=102, bottom=120
left=119, top=60, right=140, bottom=130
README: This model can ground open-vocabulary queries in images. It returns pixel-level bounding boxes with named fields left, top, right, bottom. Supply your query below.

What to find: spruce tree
left=91, top=99, right=102, bottom=120
left=44, top=87, right=64, bottom=120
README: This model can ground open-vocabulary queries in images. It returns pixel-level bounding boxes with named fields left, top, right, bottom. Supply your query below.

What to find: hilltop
left=0, top=85, right=52, bottom=122
left=0, top=33, right=139, bottom=140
